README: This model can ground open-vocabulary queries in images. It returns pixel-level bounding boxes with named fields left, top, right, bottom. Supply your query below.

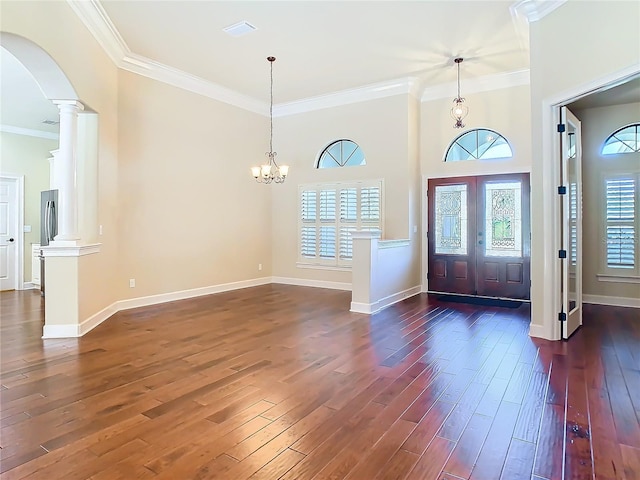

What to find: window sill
left=597, top=273, right=640, bottom=284
left=296, top=262, right=351, bottom=272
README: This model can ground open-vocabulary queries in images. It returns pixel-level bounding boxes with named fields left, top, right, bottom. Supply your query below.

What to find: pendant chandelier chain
left=269, top=57, right=274, bottom=155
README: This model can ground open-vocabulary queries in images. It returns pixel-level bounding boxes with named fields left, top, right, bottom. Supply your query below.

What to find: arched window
left=317, top=139, right=366, bottom=168
left=602, top=124, right=640, bottom=155
left=444, top=129, right=513, bottom=162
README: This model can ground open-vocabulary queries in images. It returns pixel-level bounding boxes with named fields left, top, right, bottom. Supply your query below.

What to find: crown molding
left=273, top=77, right=421, bottom=117
left=511, top=0, right=567, bottom=23
left=0, top=124, right=59, bottom=140
left=67, top=0, right=267, bottom=115
left=66, top=0, right=128, bottom=65
left=119, top=52, right=268, bottom=116
left=421, top=69, right=530, bottom=103
left=68, top=0, right=532, bottom=117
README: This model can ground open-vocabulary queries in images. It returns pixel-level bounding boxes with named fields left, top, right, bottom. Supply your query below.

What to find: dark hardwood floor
left=1, top=285, right=639, bottom=479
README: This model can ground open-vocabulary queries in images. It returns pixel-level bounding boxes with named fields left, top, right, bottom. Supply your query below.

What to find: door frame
left=0, top=175, right=25, bottom=291
left=535, top=66, right=640, bottom=341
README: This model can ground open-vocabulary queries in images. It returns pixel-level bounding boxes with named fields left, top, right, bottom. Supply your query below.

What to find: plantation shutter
left=300, top=190, right=317, bottom=258
left=339, top=188, right=357, bottom=259
left=605, top=177, right=635, bottom=268
left=319, top=190, right=337, bottom=259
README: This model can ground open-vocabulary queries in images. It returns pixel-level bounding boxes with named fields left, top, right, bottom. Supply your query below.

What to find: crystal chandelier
left=251, top=56, right=289, bottom=184
left=451, top=57, right=469, bottom=129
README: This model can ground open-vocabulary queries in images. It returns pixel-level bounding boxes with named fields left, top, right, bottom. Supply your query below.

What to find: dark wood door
left=428, top=173, right=531, bottom=300
left=427, top=177, right=477, bottom=295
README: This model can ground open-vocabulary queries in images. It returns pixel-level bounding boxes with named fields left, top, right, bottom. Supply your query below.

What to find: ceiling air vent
left=42, top=119, right=60, bottom=125
left=223, top=21, right=257, bottom=37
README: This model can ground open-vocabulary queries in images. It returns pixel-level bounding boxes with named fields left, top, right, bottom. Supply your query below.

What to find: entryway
left=427, top=173, right=531, bottom=300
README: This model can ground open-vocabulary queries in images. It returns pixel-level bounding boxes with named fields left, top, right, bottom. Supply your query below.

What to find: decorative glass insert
left=445, top=129, right=513, bottom=162
left=484, top=181, right=522, bottom=257
left=602, top=124, right=640, bottom=155
left=317, top=140, right=366, bottom=168
left=434, top=184, right=468, bottom=255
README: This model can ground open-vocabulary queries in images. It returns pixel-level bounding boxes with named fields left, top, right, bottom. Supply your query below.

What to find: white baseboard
left=350, top=286, right=422, bottom=315
left=79, top=303, right=119, bottom=336
left=350, top=301, right=373, bottom=314
left=528, top=323, right=553, bottom=340
left=583, top=294, right=640, bottom=309
left=43, top=323, right=80, bottom=338
left=271, top=276, right=351, bottom=291
left=116, top=277, right=272, bottom=311
left=21, top=282, right=38, bottom=290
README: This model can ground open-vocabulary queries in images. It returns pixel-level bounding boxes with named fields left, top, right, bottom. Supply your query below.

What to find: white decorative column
left=52, top=100, right=83, bottom=245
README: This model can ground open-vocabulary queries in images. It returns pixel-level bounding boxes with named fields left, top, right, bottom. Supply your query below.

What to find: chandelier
left=251, top=56, right=289, bottom=184
left=451, top=57, right=469, bottom=129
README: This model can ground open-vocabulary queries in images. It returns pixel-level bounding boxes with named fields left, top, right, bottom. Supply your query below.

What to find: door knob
left=478, top=240, right=484, bottom=245
left=8, top=238, right=14, bottom=242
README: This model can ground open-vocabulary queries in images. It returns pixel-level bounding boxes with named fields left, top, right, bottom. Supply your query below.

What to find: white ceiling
left=1, top=0, right=637, bottom=135
left=99, top=0, right=531, bottom=103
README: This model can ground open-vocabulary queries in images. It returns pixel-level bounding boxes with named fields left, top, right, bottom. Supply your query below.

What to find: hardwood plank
left=500, top=438, right=536, bottom=480
left=2, top=289, right=637, bottom=480
left=406, top=436, right=455, bottom=479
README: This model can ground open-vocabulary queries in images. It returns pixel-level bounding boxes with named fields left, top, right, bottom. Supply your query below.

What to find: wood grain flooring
left=1, top=285, right=639, bottom=479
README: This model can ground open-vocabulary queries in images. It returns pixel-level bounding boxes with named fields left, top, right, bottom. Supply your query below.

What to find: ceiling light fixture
left=252, top=56, right=289, bottom=184
left=451, top=57, right=469, bottom=129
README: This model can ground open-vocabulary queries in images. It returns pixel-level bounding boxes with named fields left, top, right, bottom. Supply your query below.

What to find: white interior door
left=0, top=178, right=18, bottom=291
left=561, top=107, right=583, bottom=339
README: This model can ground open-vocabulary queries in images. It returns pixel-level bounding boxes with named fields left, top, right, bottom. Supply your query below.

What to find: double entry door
left=428, top=173, right=531, bottom=300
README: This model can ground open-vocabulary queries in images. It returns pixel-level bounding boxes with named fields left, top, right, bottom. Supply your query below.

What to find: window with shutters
left=602, top=174, right=638, bottom=278
left=298, top=180, right=383, bottom=267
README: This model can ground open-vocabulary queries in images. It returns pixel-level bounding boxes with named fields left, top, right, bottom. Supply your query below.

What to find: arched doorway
left=1, top=32, right=97, bottom=337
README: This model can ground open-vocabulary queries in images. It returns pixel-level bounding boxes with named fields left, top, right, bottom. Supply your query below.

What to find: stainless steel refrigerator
left=40, top=189, right=58, bottom=297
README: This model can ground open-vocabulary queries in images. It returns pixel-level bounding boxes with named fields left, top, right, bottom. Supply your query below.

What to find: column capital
left=52, top=100, right=85, bottom=111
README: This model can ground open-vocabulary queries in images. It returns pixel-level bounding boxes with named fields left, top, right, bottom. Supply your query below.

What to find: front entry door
left=428, top=173, right=531, bottom=300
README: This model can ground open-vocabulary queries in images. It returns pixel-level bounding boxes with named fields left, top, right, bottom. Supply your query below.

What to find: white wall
left=529, top=0, right=640, bottom=338
left=572, top=102, right=640, bottom=302
left=272, top=94, right=420, bottom=288
left=0, top=132, right=55, bottom=283
left=117, top=70, right=272, bottom=299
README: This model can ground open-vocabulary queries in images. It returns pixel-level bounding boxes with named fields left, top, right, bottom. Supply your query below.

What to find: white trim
left=528, top=323, right=549, bottom=339
left=65, top=0, right=532, bottom=117
left=66, top=0, right=129, bottom=65
left=421, top=70, right=530, bottom=103
left=271, top=276, right=351, bottom=291
left=42, top=324, right=79, bottom=338
left=379, top=239, right=410, bottom=249
left=117, top=277, right=272, bottom=311
left=120, top=54, right=267, bottom=116
left=274, top=77, right=420, bottom=117
left=79, top=303, right=118, bottom=336
left=22, top=282, right=37, bottom=290
left=597, top=274, right=640, bottom=284
left=350, top=286, right=422, bottom=315
left=583, top=294, right=640, bottom=309
left=0, top=125, right=59, bottom=140
left=536, top=66, right=640, bottom=342
left=296, top=263, right=351, bottom=272
left=41, top=243, right=101, bottom=257
left=511, top=0, right=567, bottom=23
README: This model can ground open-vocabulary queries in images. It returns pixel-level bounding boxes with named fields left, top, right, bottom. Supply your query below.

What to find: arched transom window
left=445, top=129, right=513, bottom=162
left=602, top=124, right=640, bottom=155
left=317, top=139, right=366, bottom=168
